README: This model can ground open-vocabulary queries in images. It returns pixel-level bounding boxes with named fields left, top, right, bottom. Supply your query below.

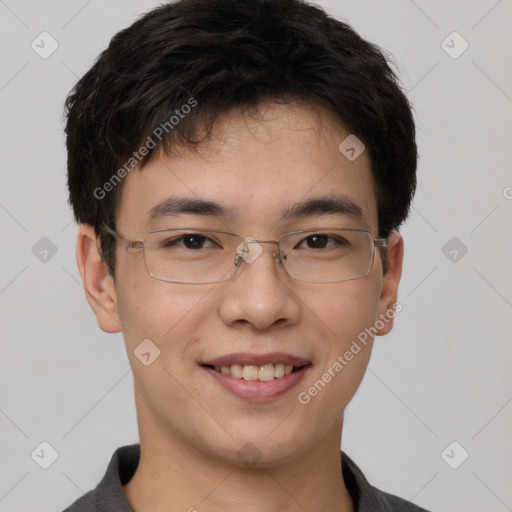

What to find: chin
left=203, top=432, right=306, bottom=470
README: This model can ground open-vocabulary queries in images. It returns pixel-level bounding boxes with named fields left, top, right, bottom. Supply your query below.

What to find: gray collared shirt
left=62, top=444, right=430, bottom=512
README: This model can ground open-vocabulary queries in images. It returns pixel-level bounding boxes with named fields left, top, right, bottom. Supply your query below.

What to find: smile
left=200, top=352, right=312, bottom=401
left=204, top=363, right=306, bottom=381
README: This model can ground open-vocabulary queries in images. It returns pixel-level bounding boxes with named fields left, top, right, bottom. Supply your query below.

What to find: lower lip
left=202, top=365, right=310, bottom=401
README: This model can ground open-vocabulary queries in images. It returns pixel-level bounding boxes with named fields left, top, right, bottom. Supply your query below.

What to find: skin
left=76, top=101, right=403, bottom=512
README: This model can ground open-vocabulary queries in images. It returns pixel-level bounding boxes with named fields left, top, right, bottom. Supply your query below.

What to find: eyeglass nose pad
left=273, top=251, right=286, bottom=264
left=235, top=237, right=263, bottom=264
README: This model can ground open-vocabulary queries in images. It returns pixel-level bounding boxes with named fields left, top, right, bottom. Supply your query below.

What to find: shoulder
left=375, top=488, right=431, bottom=511
left=60, top=444, right=140, bottom=512
left=61, top=490, right=99, bottom=512
left=341, top=451, right=431, bottom=512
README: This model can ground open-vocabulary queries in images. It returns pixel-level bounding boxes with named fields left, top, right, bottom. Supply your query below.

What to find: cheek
left=293, top=280, right=380, bottom=414
left=297, top=277, right=381, bottom=347
left=115, top=268, right=200, bottom=352
left=116, top=278, right=206, bottom=407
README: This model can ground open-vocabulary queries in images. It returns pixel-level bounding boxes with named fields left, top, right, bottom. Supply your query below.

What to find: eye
left=297, top=233, right=348, bottom=250
left=162, top=234, right=217, bottom=250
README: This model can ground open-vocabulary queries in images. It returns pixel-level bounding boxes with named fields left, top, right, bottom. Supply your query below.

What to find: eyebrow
left=147, top=194, right=364, bottom=223
left=281, top=194, right=363, bottom=222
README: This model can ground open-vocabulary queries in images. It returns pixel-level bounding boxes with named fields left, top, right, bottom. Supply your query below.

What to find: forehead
left=116, top=102, right=378, bottom=235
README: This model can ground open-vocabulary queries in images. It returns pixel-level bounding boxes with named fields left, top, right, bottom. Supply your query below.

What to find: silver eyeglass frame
left=102, top=224, right=388, bottom=284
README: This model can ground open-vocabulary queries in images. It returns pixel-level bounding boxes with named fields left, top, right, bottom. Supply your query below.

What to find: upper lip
left=201, top=352, right=310, bottom=367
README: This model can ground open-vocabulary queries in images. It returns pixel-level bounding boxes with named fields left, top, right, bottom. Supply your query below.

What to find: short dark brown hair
left=64, top=0, right=417, bottom=276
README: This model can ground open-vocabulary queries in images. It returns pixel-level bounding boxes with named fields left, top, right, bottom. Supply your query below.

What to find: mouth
left=200, top=352, right=312, bottom=401
left=201, top=362, right=308, bottom=381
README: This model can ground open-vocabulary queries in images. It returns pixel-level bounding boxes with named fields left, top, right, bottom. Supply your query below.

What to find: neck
left=123, top=415, right=354, bottom=512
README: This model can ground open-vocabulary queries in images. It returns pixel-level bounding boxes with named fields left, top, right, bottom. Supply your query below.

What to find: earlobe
left=376, top=230, right=404, bottom=336
left=76, top=224, right=123, bottom=333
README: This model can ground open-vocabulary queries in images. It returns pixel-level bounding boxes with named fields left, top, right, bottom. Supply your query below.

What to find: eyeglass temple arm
left=102, top=224, right=143, bottom=251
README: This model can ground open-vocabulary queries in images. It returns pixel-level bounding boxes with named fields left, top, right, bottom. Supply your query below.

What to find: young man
left=63, top=0, right=427, bottom=510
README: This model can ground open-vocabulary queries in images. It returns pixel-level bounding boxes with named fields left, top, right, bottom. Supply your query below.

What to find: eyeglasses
left=103, top=225, right=388, bottom=284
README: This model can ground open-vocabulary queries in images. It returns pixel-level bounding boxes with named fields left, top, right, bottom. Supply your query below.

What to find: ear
left=375, top=230, right=404, bottom=336
left=76, top=224, right=122, bottom=333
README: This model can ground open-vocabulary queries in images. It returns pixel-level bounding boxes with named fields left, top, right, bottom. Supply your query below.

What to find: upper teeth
left=214, top=363, right=295, bottom=381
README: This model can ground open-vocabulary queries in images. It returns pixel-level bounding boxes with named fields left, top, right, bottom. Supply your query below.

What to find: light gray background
left=1, top=1, right=511, bottom=511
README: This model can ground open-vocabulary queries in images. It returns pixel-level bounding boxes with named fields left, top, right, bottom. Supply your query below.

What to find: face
left=80, top=101, right=403, bottom=467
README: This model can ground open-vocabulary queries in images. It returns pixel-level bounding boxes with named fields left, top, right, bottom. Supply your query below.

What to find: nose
left=218, top=239, right=301, bottom=331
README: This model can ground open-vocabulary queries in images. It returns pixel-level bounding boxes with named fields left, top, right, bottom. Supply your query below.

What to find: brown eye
left=162, top=234, right=215, bottom=250
left=297, top=234, right=347, bottom=250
